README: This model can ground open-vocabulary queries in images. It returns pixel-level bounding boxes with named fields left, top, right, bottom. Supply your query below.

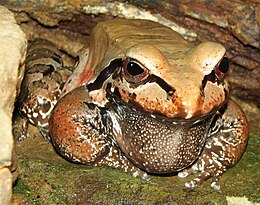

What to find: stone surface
left=0, top=169, right=12, bottom=205
left=0, top=6, right=27, bottom=165
left=3, top=0, right=259, bottom=105
left=0, top=5, right=27, bottom=205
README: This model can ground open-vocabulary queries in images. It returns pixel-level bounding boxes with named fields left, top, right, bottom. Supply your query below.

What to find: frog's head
left=123, top=42, right=228, bottom=119
left=88, top=41, right=229, bottom=121
left=63, top=19, right=229, bottom=121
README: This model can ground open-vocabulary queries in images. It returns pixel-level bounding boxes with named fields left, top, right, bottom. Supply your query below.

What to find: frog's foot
left=178, top=153, right=227, bottom=190
left=96, top=146, right=150, bottom=180
left=12, top=116, right=29, bottom=142
left=15, top=133, right=28, bottom=142
left=39, top=126, right=51, bottom=141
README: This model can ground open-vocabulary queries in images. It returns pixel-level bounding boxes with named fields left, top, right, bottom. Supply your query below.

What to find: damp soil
left=11, top=98, right=259, bottom=205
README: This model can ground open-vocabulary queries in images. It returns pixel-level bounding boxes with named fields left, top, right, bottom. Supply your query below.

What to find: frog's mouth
left=109, top=94, right=217, bottom=127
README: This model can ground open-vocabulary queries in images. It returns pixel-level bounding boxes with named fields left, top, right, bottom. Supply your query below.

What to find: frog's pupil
left=127, top=62, right=144, bottom=76
left=218, top=57, right=229, bottom=73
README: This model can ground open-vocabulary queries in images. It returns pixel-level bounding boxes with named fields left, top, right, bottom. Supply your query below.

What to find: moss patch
left=12, top=100, right=259, bottom=204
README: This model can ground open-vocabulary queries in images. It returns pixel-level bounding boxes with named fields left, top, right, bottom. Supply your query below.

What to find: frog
left=16, top=38, right=72, bottom=141
left=28, top=19, right=247, bottom=190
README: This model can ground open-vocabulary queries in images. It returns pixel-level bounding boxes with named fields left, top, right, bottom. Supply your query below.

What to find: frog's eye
left=214, top=57, right=229, bottom=79
left=122, top=58, right=149, bottom=83
left=215, top=57, right=229, bottom=74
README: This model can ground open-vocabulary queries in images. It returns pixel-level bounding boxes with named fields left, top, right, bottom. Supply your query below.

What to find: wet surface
left=12, top=98, right=259, bottom=205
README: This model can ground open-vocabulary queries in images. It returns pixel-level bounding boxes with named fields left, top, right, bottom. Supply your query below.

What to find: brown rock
left=4, top=0, right=259, bottom=105
left=0, top=6, right=27, bottom=205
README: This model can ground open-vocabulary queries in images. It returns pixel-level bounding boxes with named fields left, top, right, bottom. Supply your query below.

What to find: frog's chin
left=145, top=105, right=223, bottom=125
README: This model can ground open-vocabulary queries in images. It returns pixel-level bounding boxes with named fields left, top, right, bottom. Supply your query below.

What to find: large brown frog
left=19, top=19, right=249, bottom=190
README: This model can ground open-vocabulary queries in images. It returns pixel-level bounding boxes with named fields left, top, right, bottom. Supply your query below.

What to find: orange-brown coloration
left=49, top=87, right=107, bottom=164
left=118, top=87, right=193, bottom=119
left=223, top=100, right=249, bottom=163
left=78, top=69, right=95, bottom=88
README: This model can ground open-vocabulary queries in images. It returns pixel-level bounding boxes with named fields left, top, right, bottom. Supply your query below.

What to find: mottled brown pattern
left=18, top=38, right=72, bottom=140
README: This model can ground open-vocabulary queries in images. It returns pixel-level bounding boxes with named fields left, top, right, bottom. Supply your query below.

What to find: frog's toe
left=132, top=170, right=150, bottom=180
left=39, top=128, right=51, bottom=141
left=15, top=133, right=28, bottom=142
left=178, top=165, right=198, bottom=178
left=178, top=171, right=189, bottom=178
left=209, top=168, right=227, bottom=190
left=184, top=170, right=211, bottom=188
left=13, top=125, right=29, bottom=141
left=211, top=181, right=221, bottom=190
left=143, top=173, right=150, bottom=180
left=184, top=179, right=199, bottom=188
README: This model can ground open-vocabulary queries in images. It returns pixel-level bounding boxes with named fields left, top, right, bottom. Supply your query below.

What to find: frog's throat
left=105, top=102, right=214, bottom=173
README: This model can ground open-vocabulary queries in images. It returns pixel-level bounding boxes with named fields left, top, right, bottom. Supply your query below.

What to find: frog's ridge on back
left=18, top=19, right=248, bottom=190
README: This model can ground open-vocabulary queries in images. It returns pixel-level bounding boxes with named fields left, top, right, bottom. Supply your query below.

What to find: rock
left=5, top=0, right=260, bottom=105
left=0, top=169, right=12, bottom=205
left=0, top=6, right=27, bottom=205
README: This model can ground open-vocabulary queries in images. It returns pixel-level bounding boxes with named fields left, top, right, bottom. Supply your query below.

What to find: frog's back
left=95, top=19, right=190, bottom=53
left=62, top=19, right=192, bottom=96
left=87, top=19, right=191, bottom=80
